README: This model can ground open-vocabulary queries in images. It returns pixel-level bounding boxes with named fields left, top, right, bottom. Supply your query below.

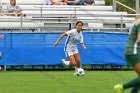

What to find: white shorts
left=64, top=46, right=79, bottom=57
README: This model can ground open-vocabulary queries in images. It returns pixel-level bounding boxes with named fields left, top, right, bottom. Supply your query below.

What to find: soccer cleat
left=62, top=59, right=66, bottom=66
left=114, top=84, right=123, bottom=93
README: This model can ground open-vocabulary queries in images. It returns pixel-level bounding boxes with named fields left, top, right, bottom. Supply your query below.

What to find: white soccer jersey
left=64, top=29, right=83, bottom=56
left=66, top=29, right=83, bottom=46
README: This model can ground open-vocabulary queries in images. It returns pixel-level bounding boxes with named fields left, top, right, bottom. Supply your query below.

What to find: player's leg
left=73, top=53, right=81, bottom=68
left=68, top=55, right=77, bottom=66
left=120, top=63, right=140, bottom=93
left=123, top=55, right=140, bottom=92
left=114, top=54, right=140, bottom=93
left=130, top=85, right=140, bottom=93
left=133, top=63, right=140, bottom=76
left=62, top=55, right=77, bottom=66
left=73, top=48, right=81, bottom=68
left=62, top=50, right=76, bottom=66
left=73, top=53, right=81, bottom=76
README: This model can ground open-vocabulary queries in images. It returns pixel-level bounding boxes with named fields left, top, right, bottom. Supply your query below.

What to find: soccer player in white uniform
left=54, top=21, right=86, bottom=75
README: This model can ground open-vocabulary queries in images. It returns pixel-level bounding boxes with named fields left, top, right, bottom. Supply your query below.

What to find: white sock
left=64, top=61, right=70, bottom=66
left=75, top=66, right=77, bottom=72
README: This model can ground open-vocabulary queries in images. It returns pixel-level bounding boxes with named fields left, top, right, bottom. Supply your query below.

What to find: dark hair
left=76, top=21, right=83, bottom=26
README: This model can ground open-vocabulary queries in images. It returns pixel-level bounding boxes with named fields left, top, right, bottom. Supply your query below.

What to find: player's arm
left=0, top=34, right=4, bottom=39
left=54, top=32, right=67, bottom=46
left=80, top=34, right=86, bottom=49
left=138, top=33, right=140, bottom=42
left=81, top=43, right=86, bottom=50
left=137, top=26, right=140, bottom=42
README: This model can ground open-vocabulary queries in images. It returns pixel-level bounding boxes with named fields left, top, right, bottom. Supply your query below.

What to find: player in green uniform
left=114, top=16, right=140, bottom=93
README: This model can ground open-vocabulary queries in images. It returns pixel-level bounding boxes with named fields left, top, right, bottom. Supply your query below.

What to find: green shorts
left=125, top=54, right=140, bottom=67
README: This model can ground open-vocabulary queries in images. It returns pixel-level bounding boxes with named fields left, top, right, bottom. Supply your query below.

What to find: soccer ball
left=76, top=68, right=85, bottom=76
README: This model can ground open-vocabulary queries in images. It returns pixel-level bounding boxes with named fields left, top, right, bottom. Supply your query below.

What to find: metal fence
left=0, top=5, right=138, bottom=32
left=0, top=13, right=137, bottom=33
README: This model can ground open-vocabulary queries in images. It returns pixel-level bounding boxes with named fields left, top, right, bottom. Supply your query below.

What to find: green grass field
left=0, top=71, right=137, bottom=93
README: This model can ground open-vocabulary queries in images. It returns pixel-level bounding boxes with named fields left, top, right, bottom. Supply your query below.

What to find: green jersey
left=125, top=24, right=140, bottom=54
